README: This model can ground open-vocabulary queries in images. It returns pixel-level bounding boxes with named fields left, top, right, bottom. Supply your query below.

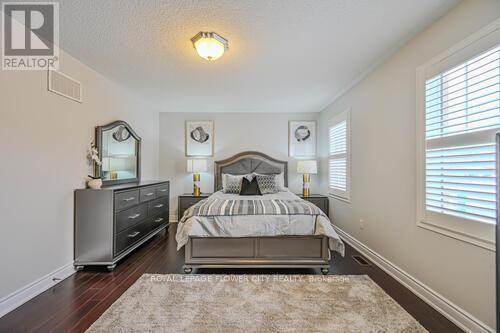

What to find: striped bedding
left=175, top=190, right=345, bottom=256
left=180, top=197, right=325, bottom=223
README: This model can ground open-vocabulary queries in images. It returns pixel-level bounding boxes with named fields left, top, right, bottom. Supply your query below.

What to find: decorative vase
left=87, top=178, right=102, bottom=189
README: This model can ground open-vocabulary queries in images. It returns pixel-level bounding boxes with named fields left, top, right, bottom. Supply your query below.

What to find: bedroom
left=0, top=0, right=499, bottom=332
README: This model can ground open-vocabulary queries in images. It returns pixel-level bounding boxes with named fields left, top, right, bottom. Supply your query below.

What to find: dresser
left=74, top=180, right=169, bottom=271
left=178, top=193, right=211, bottom=221
left=298, top=194, right=329, bottom=217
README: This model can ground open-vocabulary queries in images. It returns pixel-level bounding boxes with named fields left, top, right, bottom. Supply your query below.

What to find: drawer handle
left=154, top=217, right=164, bottom=223
left=154, top=204, right=164, bottom=208
left=144, top=192, right=154, bottom=196
left=127, top=231, right=140, bottom=238
left=123, top=197, right=135, bottom=202
left=128, top=213, right=141, bottom=219
left=159, top=189, right=168, bottom=192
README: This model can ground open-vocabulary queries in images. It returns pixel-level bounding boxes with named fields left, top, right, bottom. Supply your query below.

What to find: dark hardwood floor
left=0, top=224, right=462, bottom=333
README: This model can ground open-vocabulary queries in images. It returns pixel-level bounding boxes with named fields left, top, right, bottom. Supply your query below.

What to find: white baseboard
left=0, top=262, right=75, bottom=318
left=169, top=214, right=178, bottom=223
left=333, top=226, right=494, bottom=333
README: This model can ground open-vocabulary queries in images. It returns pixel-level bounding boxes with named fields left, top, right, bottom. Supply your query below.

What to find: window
left=425, top=46, right=499, bottom=224
left=328, top=109, right=350, bottom=201
left=416, top=21, right=499, bottom=250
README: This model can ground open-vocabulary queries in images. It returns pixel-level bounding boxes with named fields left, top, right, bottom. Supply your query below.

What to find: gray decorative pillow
left=253, top=172, right=286, bottom=191
left=222, top=173, right=254, bottom=189
left=223, top=174, right=243, bottom=194
left=256, top=174, right=279, bottom=194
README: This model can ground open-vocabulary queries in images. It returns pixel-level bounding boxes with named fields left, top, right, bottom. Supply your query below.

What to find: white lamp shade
left=187, top=159, right=208, bottom=173
left=297, top=160, right=317, bottom=174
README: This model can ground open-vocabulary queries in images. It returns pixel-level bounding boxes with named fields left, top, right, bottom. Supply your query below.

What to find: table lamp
left=187, top=159, right=208, bottom=196
left=297, top=160, right=317, bottom=197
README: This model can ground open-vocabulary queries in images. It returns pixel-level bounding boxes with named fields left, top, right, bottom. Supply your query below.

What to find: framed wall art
left=185, top=120, right=214, bottom=157
left=289, top=120, right=316, bottom=157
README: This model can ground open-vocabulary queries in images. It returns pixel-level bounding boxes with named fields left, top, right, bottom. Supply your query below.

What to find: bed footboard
left=184, top=236, right=330, bottom=274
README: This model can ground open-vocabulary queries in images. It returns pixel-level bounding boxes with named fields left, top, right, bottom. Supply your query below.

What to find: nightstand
left=298, top=194, right=329, bottom=217
left=178, top=193, right=212, bottom=221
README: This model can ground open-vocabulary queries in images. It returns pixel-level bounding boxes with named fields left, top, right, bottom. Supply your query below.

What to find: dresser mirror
left=95, top=120, right=141, bottom=185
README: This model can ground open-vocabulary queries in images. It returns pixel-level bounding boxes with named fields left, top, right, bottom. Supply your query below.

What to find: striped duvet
left=180, top=197, right=326, bottom=223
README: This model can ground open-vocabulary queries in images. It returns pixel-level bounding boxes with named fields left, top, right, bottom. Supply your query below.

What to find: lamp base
left=193, top=187, right=201, bottom=197
left=302, top=174, right=311, bottom=197
left=193, top=174, right=201, bottom=197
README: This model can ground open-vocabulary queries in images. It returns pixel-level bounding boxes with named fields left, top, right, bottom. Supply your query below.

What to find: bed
left=176, top=151, right=344, bottom=274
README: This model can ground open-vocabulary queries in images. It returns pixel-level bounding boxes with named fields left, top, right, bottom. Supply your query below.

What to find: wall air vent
left=47, top=69, right=82, bottom=103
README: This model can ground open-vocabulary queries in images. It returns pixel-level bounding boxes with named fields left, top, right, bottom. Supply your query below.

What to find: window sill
left=417, top=219, right=495, bottom=252
left=328, top=194, right=351, bottom=204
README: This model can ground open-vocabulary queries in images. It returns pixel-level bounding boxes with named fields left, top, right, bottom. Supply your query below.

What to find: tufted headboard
left=214, top=151, right=288, bottom=191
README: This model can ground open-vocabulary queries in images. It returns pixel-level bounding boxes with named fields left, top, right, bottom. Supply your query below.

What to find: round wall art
left=294, top=125, right=311, bottom=142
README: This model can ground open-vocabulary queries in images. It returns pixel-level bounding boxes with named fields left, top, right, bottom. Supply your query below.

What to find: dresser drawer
left=149, top=212, right=168, bottom=227
left=115, top=219, right=150, bottom=255
left=115, top=203, right=148, bottom=233
left=114, top=190, right=139, bottom=211
left=115, top=213, right=167, bottom=255
left=140, top=186, right=156, bottom=202
left=144, top=213, right=168, bottom=236
left=156, top=183, right=169, bottom=197
left=148, top=197, right=168, bottom=217
left=181, top=198, right=203, bottom=211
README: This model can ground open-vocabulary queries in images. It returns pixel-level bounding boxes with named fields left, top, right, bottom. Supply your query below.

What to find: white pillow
left=275, top=172, right=287, bottom=191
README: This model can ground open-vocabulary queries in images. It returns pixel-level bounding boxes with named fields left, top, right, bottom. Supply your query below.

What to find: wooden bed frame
left=183, top=151, right=330, bottom=274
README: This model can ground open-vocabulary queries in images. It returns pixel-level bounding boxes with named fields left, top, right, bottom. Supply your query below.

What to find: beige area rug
left=87, top=274, right=427, bottom=333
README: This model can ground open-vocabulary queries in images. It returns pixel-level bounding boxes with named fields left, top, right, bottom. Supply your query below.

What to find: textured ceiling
left=54, top=0, right=459, bottom=112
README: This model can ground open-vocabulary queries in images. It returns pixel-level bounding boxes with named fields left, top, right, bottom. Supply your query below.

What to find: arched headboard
left=214, top=151, right=288, bottom=191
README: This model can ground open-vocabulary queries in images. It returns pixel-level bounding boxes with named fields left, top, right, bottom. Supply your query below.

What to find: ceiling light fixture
left=191, top=32, right=228, bottom=61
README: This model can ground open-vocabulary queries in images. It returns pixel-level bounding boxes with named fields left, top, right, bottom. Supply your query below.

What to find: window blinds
left=426, top=46, right=499, bottom=139
left=425, top=46, right=499, bottom=224
left=329, top=113, right=349, bottom=199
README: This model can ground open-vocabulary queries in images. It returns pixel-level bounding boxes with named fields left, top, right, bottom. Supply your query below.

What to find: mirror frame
left=95, top=120, right=141, bottom=186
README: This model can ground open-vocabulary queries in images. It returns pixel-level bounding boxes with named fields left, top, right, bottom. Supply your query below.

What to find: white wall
left=318, top=0, right=499, bottom=329
left=0, top=50, right=159, bottom=302
left=159, top=112, right=319, bottom=220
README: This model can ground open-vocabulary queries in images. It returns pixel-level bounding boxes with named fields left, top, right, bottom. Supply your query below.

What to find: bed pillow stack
left=221, top=172, right=285, bottom=194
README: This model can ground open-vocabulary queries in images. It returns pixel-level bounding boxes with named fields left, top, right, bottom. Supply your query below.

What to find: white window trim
left=328, top=108, right=351, bottom=202
left=416, top=18, right=500, bottom=252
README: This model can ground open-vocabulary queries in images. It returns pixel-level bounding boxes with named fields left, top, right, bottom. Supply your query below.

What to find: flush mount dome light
left=191, top=32, right=228, bottom=61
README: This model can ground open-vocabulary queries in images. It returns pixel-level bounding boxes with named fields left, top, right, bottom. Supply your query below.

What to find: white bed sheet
left=175, top=190, right=345, bottom=256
